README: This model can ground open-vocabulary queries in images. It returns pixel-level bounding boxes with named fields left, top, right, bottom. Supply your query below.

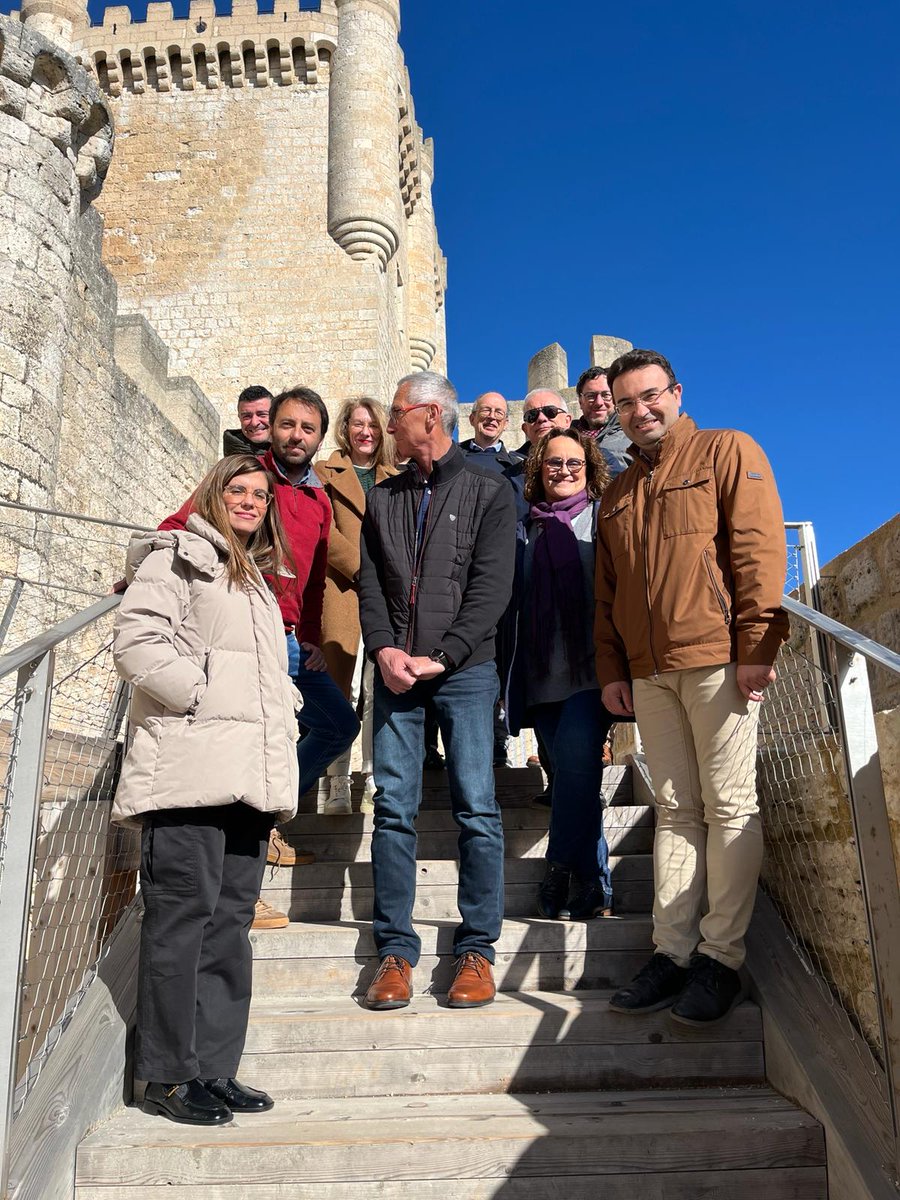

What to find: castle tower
left=72, top=0, right=448, bottom=437
left=20, top=0, right=84, bottom=51
left=0, top=16, right=112, bottom=523
left=407, top=135, right=438, bottom=372
left=327, top=0, right=401, bottom=270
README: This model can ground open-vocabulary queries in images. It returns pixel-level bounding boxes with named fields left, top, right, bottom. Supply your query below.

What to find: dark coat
left=359, top=444, right=516, bottom=672
left=222, top=427, right=269, bottom=458
left=458, top=438, right=528, bottom=522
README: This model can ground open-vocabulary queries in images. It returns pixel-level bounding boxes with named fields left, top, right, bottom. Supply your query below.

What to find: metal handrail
left=782, top=594, right=900, bottom=677
left=0, top=596, right=121, bottom=683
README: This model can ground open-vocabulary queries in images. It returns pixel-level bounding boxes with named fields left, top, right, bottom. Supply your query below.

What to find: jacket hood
left=125, top=514, right=228, bottom=583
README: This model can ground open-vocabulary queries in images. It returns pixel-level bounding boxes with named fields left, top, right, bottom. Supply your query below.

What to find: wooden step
left=234, top=990, right=763, bottom=1099
left=259, top=854, right=653, bottom=921
left=75, top=1088, right=825, bottom=1197
left=279, top=804, right=655, bottom=860
left=249, top=916, right=654, bottom=997
left=296, top=764, right=634, bottom=814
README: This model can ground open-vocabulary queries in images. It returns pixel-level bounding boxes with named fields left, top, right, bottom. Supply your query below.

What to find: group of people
left=110, top=347, right=789, bottom=1128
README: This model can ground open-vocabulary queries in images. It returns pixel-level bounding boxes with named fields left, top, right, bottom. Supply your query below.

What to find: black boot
left=670, top=954, right=742, bottom=1026
left=202, top=1076, right=275, bottom=1112
left=142, top=1079, right=233, bottom=1126
left=560, top=880, right=613, bottom=921
left=608, top=953, right=688, bottom=1014
left=537, top=862, right=571, bottom=919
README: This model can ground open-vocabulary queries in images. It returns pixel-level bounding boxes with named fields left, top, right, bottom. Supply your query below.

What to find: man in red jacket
left=161, top=387, right=359, bottom=925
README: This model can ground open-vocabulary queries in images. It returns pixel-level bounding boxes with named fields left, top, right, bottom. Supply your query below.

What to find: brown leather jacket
left=594, top=414, right=789, bottom=685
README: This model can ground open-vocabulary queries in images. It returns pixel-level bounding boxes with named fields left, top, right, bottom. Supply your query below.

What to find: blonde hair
left=334, top=397, right=395, bottom=467
left=192, top=455, right=295, bottom=589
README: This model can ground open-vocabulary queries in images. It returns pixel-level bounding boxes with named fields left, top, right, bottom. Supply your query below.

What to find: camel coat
left=316, top=451, right=397, bottom=697
left=111, top=514, right=300, bottom=829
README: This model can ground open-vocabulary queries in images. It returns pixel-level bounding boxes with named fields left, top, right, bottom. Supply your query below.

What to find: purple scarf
left=528, top=489, right=591, bottom=680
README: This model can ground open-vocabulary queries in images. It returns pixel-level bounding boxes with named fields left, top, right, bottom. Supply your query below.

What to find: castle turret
left=20, top=0, right=84, bottom=52
left=407, top=135, right=438, bottom=371
left=328, top=0, right=402, bottom=269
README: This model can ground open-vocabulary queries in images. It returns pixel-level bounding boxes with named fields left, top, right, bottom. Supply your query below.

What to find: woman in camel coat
left=316, top=398, right=396, bottom=813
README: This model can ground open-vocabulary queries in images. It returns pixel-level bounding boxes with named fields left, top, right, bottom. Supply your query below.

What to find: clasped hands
left=376, top=647, right=446, bottom=694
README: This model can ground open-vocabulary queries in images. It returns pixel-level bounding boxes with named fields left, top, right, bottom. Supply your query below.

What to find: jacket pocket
left=661, top=468, right=717, bottom=537
left=703, top=549, right=731, bottom=625
left=599, top=494, right=632, bottom=560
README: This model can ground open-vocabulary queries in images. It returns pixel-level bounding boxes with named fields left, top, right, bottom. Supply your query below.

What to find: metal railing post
left=830, top=639, right=900, bottom=1180
left=0, top=651, right=54, bottom=1199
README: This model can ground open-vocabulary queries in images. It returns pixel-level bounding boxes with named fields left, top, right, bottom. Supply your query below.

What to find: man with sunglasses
left=515, top=388, right=572, bottom=457
left=594, top=348, right=789, bottom=1025
left=358, top=370, right=516, bottom=1012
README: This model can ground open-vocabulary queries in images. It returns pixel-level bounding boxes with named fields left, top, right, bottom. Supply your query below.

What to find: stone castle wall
left=73, top=0, right=447, bottom=436
left=0, top=13, right=217, bottom=643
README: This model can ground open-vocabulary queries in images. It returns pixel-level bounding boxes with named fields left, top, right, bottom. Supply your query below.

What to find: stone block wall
left=0, top=13, right=217, bottom=647
left=72, top=0, right=448, bottom=436
left=817, top=513, right=900, bottom=711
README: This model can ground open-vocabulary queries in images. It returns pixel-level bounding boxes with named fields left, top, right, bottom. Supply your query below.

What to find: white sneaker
left=324, top=776, right=352, bottom=815
left=360, top=775, right=377, bottom=813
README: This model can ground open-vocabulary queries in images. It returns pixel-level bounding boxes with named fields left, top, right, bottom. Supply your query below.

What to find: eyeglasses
left=523, top=406, right=566, bottom=424
left=582, top=390, right=613, bottom=403
left=223, top=485, right=271, bottom=507
left=614, top=383, right=677, bottom=415
left=349, top=420, right=377, bottom=431
left=475, top=408, right=506, bottom=420
left=544, top=457, right=586, bottom=475
left=388, top=402, right=432, bottom=424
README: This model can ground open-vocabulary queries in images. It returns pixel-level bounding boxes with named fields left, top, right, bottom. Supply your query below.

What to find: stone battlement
left=76, top=0, right=336, bottom=94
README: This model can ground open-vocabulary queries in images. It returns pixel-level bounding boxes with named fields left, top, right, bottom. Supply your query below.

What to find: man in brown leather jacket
left=594, top=348, right=789, bottom=1025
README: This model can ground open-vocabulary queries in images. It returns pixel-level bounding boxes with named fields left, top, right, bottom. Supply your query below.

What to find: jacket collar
left=627, top=413, right=698, bottom=472
left=460, top=437, right=519, bottom=465
left=407, top=442, right=466, bottom=486
left=263, top=448, right=324, bottom=490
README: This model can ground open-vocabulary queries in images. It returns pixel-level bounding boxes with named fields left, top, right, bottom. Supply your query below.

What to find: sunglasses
left=523, top=406, right=566, bottom=424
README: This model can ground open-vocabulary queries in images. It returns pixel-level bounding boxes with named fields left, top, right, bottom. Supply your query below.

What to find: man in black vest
left=359, top=371, right=516, bottom=1012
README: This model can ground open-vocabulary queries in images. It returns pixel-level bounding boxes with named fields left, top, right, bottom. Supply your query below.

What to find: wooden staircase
left=74, top=764, right=827, bottom=1198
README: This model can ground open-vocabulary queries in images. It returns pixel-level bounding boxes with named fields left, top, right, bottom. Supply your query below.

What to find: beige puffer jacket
left=111, top=514, right=300, bottom=829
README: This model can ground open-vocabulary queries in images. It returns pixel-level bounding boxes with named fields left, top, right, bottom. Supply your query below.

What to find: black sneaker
left=608, top=953, right=688, bottom=1014
left=537, top=862, right=571, bottom=919
left=560, top=881, right=613, bottom=921
left=670, top=954, right=742, bottom=1026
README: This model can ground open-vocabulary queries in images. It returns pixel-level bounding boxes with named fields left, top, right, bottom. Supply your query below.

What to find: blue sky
left=6, top=0, right=897, bottom=561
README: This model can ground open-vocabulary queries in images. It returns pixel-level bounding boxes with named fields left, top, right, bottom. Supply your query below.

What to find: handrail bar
left=0, top=595, right=121, bottom=683
left=0, top=498, right=155, bottom=535
left=782, top=594, right=900, bottom=678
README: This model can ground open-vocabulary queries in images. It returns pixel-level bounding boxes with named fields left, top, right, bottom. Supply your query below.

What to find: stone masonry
left=73, top=0, right=447, bottom=435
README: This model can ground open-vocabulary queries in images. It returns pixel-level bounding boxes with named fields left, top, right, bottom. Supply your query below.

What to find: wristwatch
left=428, top=648, right=454, bottom=671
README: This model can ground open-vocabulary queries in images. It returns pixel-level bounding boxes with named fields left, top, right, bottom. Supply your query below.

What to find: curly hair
left=523, top=428, right=611, bottom=504
left=333, top=397, right=395, bottom=467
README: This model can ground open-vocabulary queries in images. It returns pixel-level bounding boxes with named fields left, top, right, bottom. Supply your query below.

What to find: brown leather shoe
left=364, top=955, right=412, bottom=1010
left=447, top=952, right=495, bottom=1008
left=267, top=828, right=315, bottom=867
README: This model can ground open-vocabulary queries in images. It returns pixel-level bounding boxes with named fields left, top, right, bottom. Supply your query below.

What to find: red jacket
left=159, top=449, right=331, bottom=644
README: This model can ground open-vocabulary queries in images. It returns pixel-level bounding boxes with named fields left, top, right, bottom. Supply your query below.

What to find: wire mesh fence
left=1, top=609, right=139, bottom=1115
left=0, top=502, right=151, bottom=655
left=756, top=612, right=888, bottom=1110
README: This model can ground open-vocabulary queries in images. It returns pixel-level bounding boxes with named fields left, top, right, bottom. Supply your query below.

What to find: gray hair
left=397, top=370, right=459, bottom=435
left=523, top=387, right=568, bottom=409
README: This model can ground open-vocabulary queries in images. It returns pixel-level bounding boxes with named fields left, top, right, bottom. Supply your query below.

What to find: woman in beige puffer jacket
left=112, top=454, right=299, bottom=1127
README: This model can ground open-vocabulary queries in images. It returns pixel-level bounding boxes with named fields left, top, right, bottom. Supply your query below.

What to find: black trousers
left=135, top=803, right=274, bottom=1083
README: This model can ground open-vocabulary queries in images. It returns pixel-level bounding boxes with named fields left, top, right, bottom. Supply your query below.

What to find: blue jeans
left=531, top=688, right=614, bottom=905
left=371, top=660, right=504, bottom=966
left=286, top=633, right=360, bottom=796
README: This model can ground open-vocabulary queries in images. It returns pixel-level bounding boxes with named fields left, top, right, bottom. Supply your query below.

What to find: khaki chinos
left=632, top=662, right=762, bottom=971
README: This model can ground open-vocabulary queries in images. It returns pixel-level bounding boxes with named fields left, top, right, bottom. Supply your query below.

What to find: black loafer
left=142, top=1079, right=232, bottom=1126
left=202, top=1076, right=275, bottom=1113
